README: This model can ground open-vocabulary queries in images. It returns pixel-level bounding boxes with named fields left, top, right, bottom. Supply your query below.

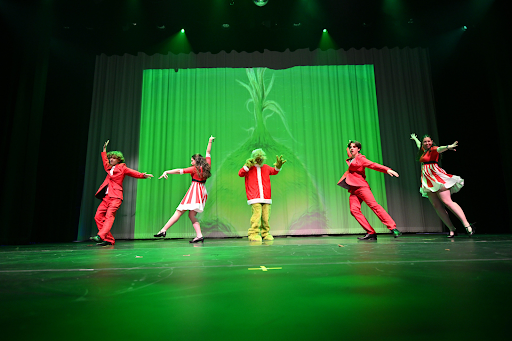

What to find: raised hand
left=159, top=172, right=168, bottom=180
left=245, top=158, right=256, bottom=168
left=103, top=140, right=110, bottom=152
left=448, top=141, right=458, bottom=151
left=274, top=155, right=287, bottom=169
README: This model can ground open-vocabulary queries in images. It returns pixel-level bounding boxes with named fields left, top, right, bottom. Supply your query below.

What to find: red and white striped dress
left=419, top=147, right=464, bottom=197
left=176, top=154, right=211, bottom=212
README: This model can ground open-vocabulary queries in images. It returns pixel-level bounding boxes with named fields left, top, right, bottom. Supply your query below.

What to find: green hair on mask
left=251, top=148, right=266, bottom=165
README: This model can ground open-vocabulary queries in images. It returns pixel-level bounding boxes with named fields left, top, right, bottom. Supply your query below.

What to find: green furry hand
left=274, top=155, right=287, bottom=169
left=245, top=158, right=256, bottom=168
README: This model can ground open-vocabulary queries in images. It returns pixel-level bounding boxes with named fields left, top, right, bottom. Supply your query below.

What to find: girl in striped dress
left=154, top=136, right=215, bottom=243
left=410, top=134, right=474, bottom=237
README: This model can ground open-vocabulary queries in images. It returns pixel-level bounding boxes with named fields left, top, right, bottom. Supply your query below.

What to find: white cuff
left=179, top=169, right=184, bottom=175
left=243, top=165, right=249, bottom=172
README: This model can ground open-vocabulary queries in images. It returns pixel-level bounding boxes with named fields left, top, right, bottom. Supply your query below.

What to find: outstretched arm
left=159, top=169, right=181, bottom=179
left=103, top=140, right=109, bottom=152
left=410, top=134, right=421, bottom=149
left=437, top=141, right=458, bottom=154
left=206, top=135, right=215, bottom=155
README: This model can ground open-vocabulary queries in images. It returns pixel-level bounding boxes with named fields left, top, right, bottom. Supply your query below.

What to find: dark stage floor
left=1, top=234, right=512, bottom=341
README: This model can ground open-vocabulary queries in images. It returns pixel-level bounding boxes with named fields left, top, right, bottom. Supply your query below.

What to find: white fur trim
left=247, top=198, right=272, bottom=205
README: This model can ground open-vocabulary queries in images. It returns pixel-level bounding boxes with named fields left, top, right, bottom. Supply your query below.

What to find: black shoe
left=447, top=230, right=458, bottom=238
left=154, top=231, right=167, bottom=238
left=357, top=233, right=377, bottom=241
left=90, top=235, right=103, bottom=243
left=96, top=241, right=112, bottom=246
left=465, top=222, right=476, bottom=236
left=391, top=228, right=402, bottom=238
left=189, top=237, right=204, bottom=243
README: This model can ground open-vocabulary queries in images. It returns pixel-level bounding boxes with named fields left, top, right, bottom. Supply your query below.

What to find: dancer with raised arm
left=92, top=140, right=154, bottom=246
left=239, top=149, right=286, bottom=242
left=410, top=133, right=474, bottom=237
left=338, top=140, right=401, bottom=241
left=154, top=136, right=215, bottom=243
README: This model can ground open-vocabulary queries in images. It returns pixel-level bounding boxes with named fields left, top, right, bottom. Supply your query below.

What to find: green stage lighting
left=323, top=28, right=327, bottom=33
left=181, top=28, right=185, bottom=33
left=462, top=26, right=467, bottom=31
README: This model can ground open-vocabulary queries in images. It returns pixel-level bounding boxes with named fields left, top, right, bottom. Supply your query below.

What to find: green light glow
left=135, top=66, right=386, bottom=238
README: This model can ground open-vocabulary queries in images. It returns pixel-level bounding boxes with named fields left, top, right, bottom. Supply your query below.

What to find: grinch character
left=238, top=149, right=286, bottom=241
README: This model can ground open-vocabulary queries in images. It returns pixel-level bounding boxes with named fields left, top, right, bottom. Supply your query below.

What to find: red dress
left=419, top=146, right=464, bottom=197
left=176, top=155, right=211, bottom=212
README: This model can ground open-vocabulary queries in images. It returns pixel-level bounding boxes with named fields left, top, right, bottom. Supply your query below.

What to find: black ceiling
left=1, top=0, right=500, bottom=55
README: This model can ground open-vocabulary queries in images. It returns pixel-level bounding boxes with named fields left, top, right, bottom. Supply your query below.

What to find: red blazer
left=338, top=154, right=390, bottom=190
left=95, top=152, right=146, bottom=200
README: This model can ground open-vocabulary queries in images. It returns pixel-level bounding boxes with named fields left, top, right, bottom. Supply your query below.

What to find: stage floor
left=1, top=234, right=512, bottom=340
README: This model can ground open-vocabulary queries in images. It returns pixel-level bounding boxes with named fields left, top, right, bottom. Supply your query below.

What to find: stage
left=1, top=234, right=511, bottom=340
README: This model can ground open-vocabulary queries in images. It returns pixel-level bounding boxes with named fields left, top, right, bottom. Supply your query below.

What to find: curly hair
left=347, top=140, right=362, bottom=151
left=192, top=154, right=211, bottom=180
left=416, top=134, right=441, bottom=161
left=106, top=151, right=125, bottom=163
left=251, top=148, right=267, bottom=165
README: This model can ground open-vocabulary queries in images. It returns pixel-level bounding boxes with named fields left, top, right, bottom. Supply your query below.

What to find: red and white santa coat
left=419, top=146, right=464, bottom=197
left=238, top=164, right=280, bottom=205
left=176, top=154, right=211, bottom=212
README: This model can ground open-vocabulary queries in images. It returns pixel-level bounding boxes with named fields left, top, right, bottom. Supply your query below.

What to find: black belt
left=192, top=179, right=206, bottom=183
left=422, top=161, right=438, bottom=165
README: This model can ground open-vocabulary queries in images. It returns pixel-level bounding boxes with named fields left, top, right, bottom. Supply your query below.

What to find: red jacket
left=238, top=164, right=280, bottom=204
left=337, top=154, right=390, bottom=190
left=95, top=152, right=146, bottom=200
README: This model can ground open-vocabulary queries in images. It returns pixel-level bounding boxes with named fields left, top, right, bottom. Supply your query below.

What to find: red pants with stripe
left=349, top=186, right=396, bottom=234
left=94, top=196, right=122, bottom=245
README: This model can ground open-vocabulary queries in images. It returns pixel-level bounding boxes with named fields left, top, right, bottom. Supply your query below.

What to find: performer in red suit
left=239, top=148, right=286, bottom=242
left=410, top=134, right=474, bottom=237
left=92, top=140, right=154, bottom=246
left=338, top=141, right=401, bottom=240
left=154, top=136, right=215, bottom=243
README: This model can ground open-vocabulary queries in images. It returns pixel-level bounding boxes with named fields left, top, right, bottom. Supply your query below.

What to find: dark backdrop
left=1, top=0, right=510, bottom=244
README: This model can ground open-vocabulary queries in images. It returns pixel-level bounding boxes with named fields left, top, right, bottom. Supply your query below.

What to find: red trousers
left=94, top=196, right=122, bottom=245
left=349, top=186, right=396, bottom=234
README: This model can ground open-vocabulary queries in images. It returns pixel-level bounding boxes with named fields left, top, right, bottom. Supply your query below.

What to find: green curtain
left=135, top=65, right=388, bottom=239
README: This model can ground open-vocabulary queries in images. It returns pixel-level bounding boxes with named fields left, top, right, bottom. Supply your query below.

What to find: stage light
left=157, top=25, right=165, bottom=30
left=408, top=18, right=414, bottom=24
left=293, top=23, right=301, bottom=27
left=323, top=28, right=327, bottom=33
left=253, top=0, right=268, bottom=7
left=181, top=28, right=185, bottom=33
left=222, top=24, right=230, bottom=28
left=462, top=26, right=467, bottom=31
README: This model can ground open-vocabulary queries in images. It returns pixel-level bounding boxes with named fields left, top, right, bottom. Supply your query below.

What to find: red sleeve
left=182, top=166, right=196, bottom=175
left=346, top=147, right=351, bottom=158
left=239, top=166, right=249, bottom=177
left=268, top=165, right=280, bottom=175
left=124, top=165, right=146, bottom=179
left=101, top=152, right=111, bottom=172
left=361, top=158, right=390, bottom=174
